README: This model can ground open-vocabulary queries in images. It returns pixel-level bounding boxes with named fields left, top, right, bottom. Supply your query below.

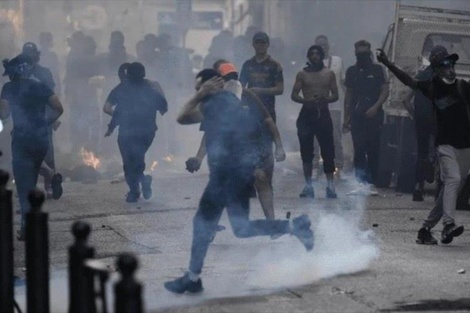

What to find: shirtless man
left=291, top=45, right=339, bottom=198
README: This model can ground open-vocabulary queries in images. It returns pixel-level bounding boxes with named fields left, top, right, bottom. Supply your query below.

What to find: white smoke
left=248, top=212, right=379, bottom=289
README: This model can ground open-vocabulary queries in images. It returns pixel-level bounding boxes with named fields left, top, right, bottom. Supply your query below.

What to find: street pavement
left=10, top=154, right=470, bottom=313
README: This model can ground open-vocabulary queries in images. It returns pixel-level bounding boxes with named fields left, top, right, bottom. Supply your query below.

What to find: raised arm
left=46, top=95, right=64, bottom=125
left=377, top=49, right=419, bottom=89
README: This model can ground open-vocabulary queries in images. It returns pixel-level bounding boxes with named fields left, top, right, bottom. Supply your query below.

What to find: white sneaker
left=368, top=184, right=379, bottom=196
left=347, top=183, right=367, bottom=196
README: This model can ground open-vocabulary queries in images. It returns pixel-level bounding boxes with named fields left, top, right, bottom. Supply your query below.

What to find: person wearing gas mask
left=343, top=40, right=389, bottom=196
left=377, top=47, right=468, bottom=245
left=291, top=45, right=339, bottom=199
left=0, top=55, right=63, bottom=240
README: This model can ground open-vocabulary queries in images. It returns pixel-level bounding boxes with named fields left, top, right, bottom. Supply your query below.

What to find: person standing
left=0, top=55, right=63, bottom=240
left=312, top=35, right=345, bottom=179
left=239, top=31, right=284, bottom=206
left=343, top=40, right=389, bottom=196
left=377, top=48, right=467, bottom=245
left=291, top=45, right=339, bottom=199
left=164, top=69, right=313, bottom=294
left=104, top=62, right=167, bottom=203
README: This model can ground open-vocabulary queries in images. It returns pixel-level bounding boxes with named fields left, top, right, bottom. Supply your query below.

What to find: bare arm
left=0, top=99, right=10, bottom=120
left=47, top=95, right=64, bottom=124
left=195, top=134, right=206, bottom=161
left=103, top=102, right=114, bottom=116
left=291, top=72, right=306, bottom=104
left=177, top=77, right=224, bottom=125
left=176, top=93, right=204, bottom=125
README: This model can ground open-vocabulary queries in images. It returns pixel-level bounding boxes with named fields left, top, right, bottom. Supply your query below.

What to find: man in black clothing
left=0, top=55, right=63, bottom=240
left=164, top=69, right=313, bottom=294
left=343, top=40, right=389, bottom=195
left=22, top=42, right=63, bottom=200
left=378, top=48, right=468, bottom=245
left=402, top=47, right=448, bottom=202
left=105, top=62, right=167, bottom=202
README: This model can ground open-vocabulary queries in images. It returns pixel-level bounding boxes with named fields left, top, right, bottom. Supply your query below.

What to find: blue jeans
left=11, top=134, right=49, bottom=231
left=118, top=132, right=155, bottom=195
left=188, top=166, right=289, bottom=274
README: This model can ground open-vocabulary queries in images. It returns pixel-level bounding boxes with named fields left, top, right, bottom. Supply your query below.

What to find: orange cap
left=218, top=62, right=238, bottom=77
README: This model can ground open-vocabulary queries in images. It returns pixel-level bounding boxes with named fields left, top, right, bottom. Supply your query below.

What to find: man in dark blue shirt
left=21, top=41, right=63, bottom=200
left=105, top=62, right=167, bottom=203
left=343, top=40, right=389, bottom=195
left=164, top=69, right=313, bottom=294
left=0, top=54, right=63, bottom=240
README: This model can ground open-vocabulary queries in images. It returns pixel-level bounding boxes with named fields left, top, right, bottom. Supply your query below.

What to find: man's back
left=112, top=82, right=167, bottom=135
left=1, top=79, right=52, bottom=137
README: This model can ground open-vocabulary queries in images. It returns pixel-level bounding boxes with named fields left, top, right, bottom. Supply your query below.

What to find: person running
left=164, top=69, right=313, bottom=294
left=291, top=45, right=339, bottom=199
left=0, top=54, right=63, bottom=240
left=377, top=48, right=467, bottom=245
left=104, top=62, right=167, bottom=202
left=186, top=61, right=286, bottom=220
left=21, top=41, right=63, bottom=200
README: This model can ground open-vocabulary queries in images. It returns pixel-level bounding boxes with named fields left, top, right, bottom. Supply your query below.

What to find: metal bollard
left=25, top=188, right=49, bottom=313
left=68, top=221, right=96, bottom=313
left=0, top=170, right=14, bottom=313
left=114, top=253, right=143, bottom=313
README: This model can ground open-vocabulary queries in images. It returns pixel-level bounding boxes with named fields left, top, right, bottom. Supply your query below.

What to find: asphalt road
left=10, top=155, right=470, bottom=313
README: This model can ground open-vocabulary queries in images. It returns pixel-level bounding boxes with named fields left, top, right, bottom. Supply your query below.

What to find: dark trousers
left=350, top=113, right=383, bottom=184
left=414, top=118, right=436, bottom=188
left=189, top=167, right=289, bottom=274
left=11, top=135, right=49, bottom=230
left=118, top=132, right=155, bottom=195
left=297, top=108, right=335, bottom=173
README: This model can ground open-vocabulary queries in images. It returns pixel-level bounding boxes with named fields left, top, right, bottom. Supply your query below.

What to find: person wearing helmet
left=0, top=55, right=63, bottom=240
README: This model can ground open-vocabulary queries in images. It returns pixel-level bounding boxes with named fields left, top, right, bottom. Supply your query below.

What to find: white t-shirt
left=323, top=55, right=344, bottom=111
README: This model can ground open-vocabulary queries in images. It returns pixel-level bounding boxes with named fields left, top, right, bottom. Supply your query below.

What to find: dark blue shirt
left=239, top=56, right=283, bottom=121
left=1, top=79, right=53, bottom=138
left=106, top=81, right=167, bottom=135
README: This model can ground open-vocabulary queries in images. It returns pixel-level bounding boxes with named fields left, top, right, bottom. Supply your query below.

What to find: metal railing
left=0, top=169, right=144, bottom=313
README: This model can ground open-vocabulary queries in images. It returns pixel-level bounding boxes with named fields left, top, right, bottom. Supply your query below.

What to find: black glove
left=185, top=157, right=201, bottom=173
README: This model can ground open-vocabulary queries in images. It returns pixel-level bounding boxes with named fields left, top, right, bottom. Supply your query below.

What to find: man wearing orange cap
left=186, top=61, right=286, bottom=220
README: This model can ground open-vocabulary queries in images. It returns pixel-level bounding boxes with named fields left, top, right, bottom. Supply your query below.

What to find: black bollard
left=0, top=170, right=14, bottom=313
left=25, top=188, right=49, bottom=313
left=114, top=253, right=143, bottom=313
left=68, top=221, right=96, bottom=313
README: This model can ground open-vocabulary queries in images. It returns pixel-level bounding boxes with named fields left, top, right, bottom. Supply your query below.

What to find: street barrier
left=26, top=189, right=50, bottom=313
left=115, top=253, right=143, bottom=313
left=0, top=168, right=145, bottom=313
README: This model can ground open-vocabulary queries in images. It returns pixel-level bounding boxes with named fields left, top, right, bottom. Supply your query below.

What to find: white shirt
left=323, top=55, right=344, bottom=110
